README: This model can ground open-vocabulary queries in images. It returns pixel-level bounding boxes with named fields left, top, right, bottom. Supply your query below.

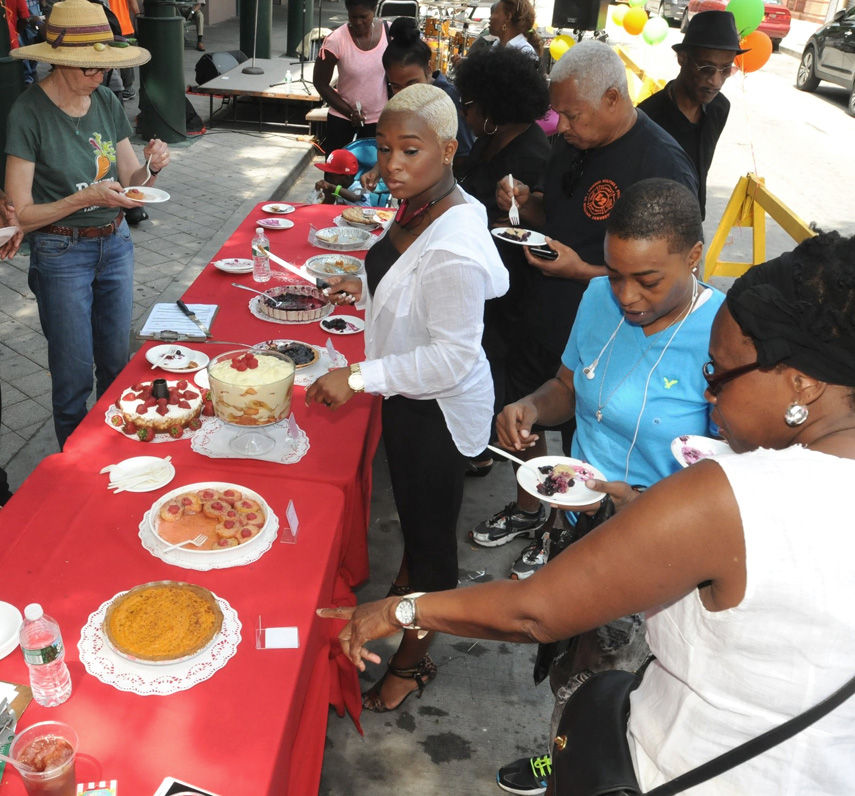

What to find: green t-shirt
left=6, top=84, right=134, bottom=227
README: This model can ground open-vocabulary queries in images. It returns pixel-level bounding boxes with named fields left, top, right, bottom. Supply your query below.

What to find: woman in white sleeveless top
left=321, top=230, right=855, bottom=793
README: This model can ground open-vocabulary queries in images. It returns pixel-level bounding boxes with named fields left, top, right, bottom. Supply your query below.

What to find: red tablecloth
left=0, top=204, right=382, bottom=795
left=64, top=203, right=382, bottom=587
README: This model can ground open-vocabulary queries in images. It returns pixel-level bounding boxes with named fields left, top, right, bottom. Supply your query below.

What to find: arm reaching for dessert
left=319, top=460, right=747, bottom=669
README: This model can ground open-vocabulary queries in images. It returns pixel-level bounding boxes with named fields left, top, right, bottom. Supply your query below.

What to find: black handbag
left=552, top=666, right=855, bottom=796
left=533, top=497, right=617, bottom=685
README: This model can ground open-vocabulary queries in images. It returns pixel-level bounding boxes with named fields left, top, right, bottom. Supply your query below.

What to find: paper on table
left=138, top=303, right=218, bottom=339
left=0, top=682, right=18, bottom=704
left=263, top=627, right=299, bottom=649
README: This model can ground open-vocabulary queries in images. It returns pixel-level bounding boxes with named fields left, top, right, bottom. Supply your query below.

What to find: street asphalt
left=0, top=6, right=831, bottom=795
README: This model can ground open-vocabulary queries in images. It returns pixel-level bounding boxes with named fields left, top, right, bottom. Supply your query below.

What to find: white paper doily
left=251, top=340, right=347, bottom=387
left=78, top=591, right=241, bottom=695
left=138, top=511, right=279, bottom=570
left=248, top=296, right=334, bottom=325
left=104, top=406, right=215, bottom=443
left=190, top=415, right=310, bottom=464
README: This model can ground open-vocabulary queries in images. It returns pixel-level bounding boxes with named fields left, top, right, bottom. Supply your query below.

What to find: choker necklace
left=395, top=180, right=458, bottom=229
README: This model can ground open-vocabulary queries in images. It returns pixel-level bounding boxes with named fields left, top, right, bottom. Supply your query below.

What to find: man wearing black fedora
left=639, top=10, right=748, bottom=218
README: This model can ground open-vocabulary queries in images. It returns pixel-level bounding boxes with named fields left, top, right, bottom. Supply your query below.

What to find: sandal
left=361, top=654, right=437, bottom=713
left=465, top=457, right=494, bottom=478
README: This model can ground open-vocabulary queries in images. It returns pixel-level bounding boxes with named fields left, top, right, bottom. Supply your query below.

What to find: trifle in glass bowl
left=207, top=349, right=295, bottom=455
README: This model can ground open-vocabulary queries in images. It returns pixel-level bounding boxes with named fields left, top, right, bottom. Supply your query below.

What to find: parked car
left=645, top=0, right=689, bottom=26
left=681, top=0, right=791, bottom=50
left=796, top=5, right=855, bottom=116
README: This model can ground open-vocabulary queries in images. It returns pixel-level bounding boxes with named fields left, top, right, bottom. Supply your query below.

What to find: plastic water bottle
left=285, top=69, right=292, bottom=90
left=19, top=603, right=72, bottom=707
left=252, top=227, right=271, bottom=283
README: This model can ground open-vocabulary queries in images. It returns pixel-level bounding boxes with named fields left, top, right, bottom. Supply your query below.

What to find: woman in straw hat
left=4, top=0, right=170, bottom=448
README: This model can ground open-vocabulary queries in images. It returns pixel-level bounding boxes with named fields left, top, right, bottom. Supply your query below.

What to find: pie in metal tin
left=102, top=581, right=223, bottom=664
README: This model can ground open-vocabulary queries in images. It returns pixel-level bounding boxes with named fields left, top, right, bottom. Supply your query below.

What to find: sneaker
left=125, top=206, right=148, bottom=225
left=472, top=503, right=546, bottom=547
left=509, top=537, right=547, bottom=580
left=497, top=754, right=552, bottom=795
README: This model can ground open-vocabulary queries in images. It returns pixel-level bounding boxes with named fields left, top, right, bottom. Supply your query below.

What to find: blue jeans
left=28, top=220, right=134, bottom=448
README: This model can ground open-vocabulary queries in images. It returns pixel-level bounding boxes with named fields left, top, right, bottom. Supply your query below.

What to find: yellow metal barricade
left=704, top=173, right=817, bottom=280
left=615, top=46, right=666, bottom=105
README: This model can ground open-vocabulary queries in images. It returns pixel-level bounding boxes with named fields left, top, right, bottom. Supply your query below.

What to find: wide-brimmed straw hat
left=673, top=11, right=749, bottom=54
left=11, top=0, right=151, bottom=69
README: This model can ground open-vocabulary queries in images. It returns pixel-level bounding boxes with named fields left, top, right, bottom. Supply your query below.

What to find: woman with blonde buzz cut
left=307, top=83, right=509, bottom=712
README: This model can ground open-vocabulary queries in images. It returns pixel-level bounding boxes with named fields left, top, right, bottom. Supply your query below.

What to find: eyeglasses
left=702, top=360, right=762, bottom=396
left=690, top=59, right=734, bottom=78
left=561, top=152, right=587, bottom=198
left=80, top=67, right=108, bottom=77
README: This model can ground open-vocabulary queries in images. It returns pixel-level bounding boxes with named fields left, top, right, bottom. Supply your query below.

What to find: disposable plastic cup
left=9, top=721, right=78, bottom=796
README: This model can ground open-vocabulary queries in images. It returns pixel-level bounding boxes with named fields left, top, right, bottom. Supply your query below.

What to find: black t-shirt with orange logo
left=524, top=110, right=698, bottom=360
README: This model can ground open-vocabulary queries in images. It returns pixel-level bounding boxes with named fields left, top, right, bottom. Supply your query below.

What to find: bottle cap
left=24, top=603, right=44, bottom=621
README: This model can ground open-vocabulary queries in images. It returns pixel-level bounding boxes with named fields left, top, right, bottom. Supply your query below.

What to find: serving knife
left=262, top=249, right=331, bottom=291
left=175, top=300, right=210, bottom=337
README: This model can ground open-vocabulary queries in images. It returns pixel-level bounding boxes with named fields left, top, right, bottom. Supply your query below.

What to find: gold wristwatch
left=347, top=363, right=365, bottom=393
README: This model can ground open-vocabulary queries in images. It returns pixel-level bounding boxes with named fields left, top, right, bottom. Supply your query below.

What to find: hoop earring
left=784, top=402, right=809, bottom=426
left=483, top=118, right=498, bottom=136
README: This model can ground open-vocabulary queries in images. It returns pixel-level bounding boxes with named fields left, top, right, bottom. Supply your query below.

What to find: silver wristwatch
left=394, top=592, right=426, bottom=630
left=347, top=363, right=365, bottom=393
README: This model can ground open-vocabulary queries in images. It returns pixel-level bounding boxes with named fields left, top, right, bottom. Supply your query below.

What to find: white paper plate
left=319, top=315, right=365, bottom=335
left=212, top=257, right=253, bottom=274
left=0, top=226, right=17, bottom=247
left=670, top=435, right=732, bottom=468
left=123, top=186, right=170, bottom=203
left=194, top=368, right=210, bottom=390
left=491, top=227, right=547, bottom=247
left=261, top=203, right=296, bottom=214
left=108, top=455, right=176, bottom=493
left=0, top=601, right=23, bottom=661
left=257, top=217, right=294, bottom=230
left=148, top=481, right=272, bottom=554
left=304, top=254, right=364, bottom=277
left=145, top=344, right=209, bottom=373
left=516, top=456, right=606, bottom=508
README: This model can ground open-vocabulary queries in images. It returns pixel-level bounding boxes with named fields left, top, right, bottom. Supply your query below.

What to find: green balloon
left=628, top=0, right=646, bottom=7
left=643, top=15, right=669, bottom=44
left=726, top=0, right=764, bottom=35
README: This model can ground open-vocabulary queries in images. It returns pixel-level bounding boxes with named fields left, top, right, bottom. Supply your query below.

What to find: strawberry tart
left=115, top=378, right=204, bottom=438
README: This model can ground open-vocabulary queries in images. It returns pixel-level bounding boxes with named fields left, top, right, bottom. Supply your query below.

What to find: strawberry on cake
left=115, top=378, right=203, bottom=438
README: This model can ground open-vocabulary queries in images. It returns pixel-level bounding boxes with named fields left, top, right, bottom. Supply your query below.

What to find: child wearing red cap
left=313, top=149, right=368, bottom=205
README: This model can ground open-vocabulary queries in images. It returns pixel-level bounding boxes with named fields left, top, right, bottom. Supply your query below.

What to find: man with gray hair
left=474, top=41, right=697, bottom=585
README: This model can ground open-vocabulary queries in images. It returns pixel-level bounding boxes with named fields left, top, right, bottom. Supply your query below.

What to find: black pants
left=323, top=114, right=377, bottom=154
left=382, top=396, right=465, bottom=592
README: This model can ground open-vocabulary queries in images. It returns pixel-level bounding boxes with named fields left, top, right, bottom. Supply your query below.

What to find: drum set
left=420, top=0, right=488, bottom=74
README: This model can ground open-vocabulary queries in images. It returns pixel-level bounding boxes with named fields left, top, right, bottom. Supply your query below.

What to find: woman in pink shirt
left=313, top=0, right=388, bottom=153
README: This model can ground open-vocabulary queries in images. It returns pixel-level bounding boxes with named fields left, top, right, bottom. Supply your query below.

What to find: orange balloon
left=735, top=31, right=773, bottom=73
left=622, top=7, right=648, bottom=35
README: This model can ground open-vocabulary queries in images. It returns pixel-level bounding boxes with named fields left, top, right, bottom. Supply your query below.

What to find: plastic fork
left=160, top=534, right=208, bottom=552
left=140, top=153, right=153, bottom=186
left=507, top=173, right=520, bottom=227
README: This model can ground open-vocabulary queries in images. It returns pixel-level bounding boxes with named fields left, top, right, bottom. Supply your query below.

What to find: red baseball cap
left=314, top=149, right=359, bottom=176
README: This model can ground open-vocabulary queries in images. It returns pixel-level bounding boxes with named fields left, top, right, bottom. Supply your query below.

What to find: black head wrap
left=726, top=234, right=855, bottom=387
